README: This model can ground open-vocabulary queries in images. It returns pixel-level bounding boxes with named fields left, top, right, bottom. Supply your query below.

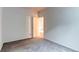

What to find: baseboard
left=3, top=38, right=33, bottom=44
left=45, top=39, right=78, bottom=52
left=0, top=43, right=3, bottom=51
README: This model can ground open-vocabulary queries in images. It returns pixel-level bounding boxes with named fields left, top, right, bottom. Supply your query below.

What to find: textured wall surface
left=0, top=7, right=2, bottom=50
left=45, top=8, right=79, bottom=51
left=2, top=7, right=31, bottom=43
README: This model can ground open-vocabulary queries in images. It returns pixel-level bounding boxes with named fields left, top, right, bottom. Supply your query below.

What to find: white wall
left=45, top=7, right=79, bottom=51
left=0, top=7, right=2, bottom=50
left=2, top=7, right=31, bottom=43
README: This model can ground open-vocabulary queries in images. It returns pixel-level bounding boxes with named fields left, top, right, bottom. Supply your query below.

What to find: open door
left=33, top=16, right=44, bottom=39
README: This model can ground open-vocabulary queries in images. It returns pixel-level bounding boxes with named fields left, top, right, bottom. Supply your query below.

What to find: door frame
left=31, top=16, right=45, bottom=39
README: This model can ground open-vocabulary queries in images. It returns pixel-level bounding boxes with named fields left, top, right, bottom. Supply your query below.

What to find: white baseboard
left=0, top=43, right=3, bottom=51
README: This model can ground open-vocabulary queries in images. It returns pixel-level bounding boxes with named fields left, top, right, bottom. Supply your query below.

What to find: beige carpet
left=1, top=39, right=76, bottom=52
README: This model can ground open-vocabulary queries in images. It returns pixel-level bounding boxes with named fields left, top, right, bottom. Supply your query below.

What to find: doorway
left=32, top=16, right=44, bottom=39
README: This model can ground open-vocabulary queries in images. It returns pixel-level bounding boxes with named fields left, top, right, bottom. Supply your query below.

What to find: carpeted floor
left=1, top=39, right=76, bottom=52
